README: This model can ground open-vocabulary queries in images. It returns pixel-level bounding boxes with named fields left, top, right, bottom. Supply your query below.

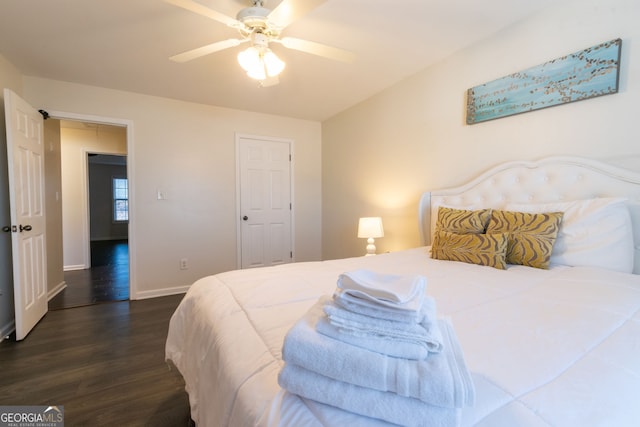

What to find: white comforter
left=165, top=247, right=640, bottom=427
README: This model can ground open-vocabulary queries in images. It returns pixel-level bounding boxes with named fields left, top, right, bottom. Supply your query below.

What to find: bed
left=166, top=156, right=640, bottom=427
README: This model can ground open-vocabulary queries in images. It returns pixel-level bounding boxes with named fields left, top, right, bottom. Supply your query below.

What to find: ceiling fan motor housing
left=236, top=6, right=271, bottom=28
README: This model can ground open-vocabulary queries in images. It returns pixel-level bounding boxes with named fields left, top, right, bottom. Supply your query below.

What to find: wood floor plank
left=50, top=240, right=130, bottom=310
left=0, top=294, right=193, bottom=426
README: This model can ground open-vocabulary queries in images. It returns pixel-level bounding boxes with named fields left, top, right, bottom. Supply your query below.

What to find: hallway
left=49, top=240, right=129, bottom=310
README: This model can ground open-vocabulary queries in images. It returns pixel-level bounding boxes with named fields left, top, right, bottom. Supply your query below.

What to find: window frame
left=112, top=176, right=129, bottom=223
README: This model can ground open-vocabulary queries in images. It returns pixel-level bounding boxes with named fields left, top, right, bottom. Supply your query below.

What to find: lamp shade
left=357, top=217, right=384, bottom=238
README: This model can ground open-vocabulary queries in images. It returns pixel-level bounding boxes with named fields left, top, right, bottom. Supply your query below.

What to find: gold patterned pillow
left=435, top=207, right=492, bottom=234
left=431, top=230, right=509, bottom=269
left=486, top=210, right=564, bottom=269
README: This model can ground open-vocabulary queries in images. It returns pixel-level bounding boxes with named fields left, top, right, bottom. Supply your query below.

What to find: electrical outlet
left=180, top=258, right=188, bottom=270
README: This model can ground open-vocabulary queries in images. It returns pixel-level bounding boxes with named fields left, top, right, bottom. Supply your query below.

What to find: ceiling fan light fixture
left=263, top=50, right=285, bottom=77
left=237, top=46, right=262, bottom=72
left=246, top=65, right=267, bottom=80
left=237, top=45, right=285, bottom=81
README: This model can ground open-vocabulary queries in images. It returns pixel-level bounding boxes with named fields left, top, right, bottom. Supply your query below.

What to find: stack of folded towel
left=278, top=269, right=475, bottom=427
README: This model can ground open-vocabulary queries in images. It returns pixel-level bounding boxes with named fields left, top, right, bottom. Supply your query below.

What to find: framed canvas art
left=466, top=38, right=621, bottom=124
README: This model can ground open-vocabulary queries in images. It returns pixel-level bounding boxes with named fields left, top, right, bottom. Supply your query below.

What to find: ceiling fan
left=165, top=0, right=355, bottom=85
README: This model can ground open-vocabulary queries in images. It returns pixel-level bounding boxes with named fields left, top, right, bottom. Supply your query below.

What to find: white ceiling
left=0, top=0, right=560, bottom=121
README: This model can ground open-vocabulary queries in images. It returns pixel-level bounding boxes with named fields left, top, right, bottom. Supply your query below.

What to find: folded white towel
left=278, top=364, right=461, bottom=427
left=316, top=316, right=431, bottom=359
left=323, top=300, right=443, bottom=354
left=338, top=270, right=426, bottom=311
left=334, top=288, right=427, bottom=323
left=282, top=298, right=475, bottom=408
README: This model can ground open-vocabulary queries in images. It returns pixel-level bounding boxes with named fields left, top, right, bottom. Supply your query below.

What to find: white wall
left=44, top=119, right=64, bottom=298
left=322, top=0, right=640, bottom=260
left=24, top=77, right=322, bottom=298
left=61, top=126, right=127, bottom=270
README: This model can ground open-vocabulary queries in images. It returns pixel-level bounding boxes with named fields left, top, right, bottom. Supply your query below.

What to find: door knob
left=242, top=216, right=248, bottom=221
left=2, top=226, right=11, bottom=233
left=19, top=224, right=32, bottom=232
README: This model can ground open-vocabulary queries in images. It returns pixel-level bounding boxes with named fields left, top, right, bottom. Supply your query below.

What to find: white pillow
left=505, top=198, right=634, bottom=273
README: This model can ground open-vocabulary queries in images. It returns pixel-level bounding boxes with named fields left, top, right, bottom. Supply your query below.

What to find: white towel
left=278, top=364, right=461, bottom=427
left=316, top=316, right=431, bottom=359
left=323, top=300, right=443, bottom=354
left=338, top=270, right=426, bottom=311
left=334, top=288, right=427, bottom=323
left=282, top=298, right=475, bottom=408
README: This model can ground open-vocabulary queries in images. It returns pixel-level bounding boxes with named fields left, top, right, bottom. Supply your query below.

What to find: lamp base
left=365, top=238, right=377, bottom=256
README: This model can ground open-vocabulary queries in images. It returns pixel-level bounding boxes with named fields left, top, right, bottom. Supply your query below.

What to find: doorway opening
left=48, top=120, right=131, bottom=310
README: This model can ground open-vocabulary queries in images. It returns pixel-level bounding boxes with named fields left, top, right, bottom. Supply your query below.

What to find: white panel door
left=3, top=88, right=47, bottom=340
left=238, top=136, right=292, bottom=269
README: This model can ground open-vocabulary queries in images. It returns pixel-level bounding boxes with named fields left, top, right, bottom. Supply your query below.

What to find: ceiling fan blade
left=170, top=38, right=246, bottom=63
left=267, top=0, right=328, bottom=29
left=278, top=37, right=355, bottom=63
left=165, top=0, right=242, bottom=28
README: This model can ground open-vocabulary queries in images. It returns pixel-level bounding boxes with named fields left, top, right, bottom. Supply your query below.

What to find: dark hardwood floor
left=49, top=240, right=130, bottom=310
left=0, top=294, right=194, bottom=426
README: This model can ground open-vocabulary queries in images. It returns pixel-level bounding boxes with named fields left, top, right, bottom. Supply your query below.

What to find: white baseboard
left=0, top=320, right=15, bottom=342
left=133, top=285, right=189, bottom=300
left=90, top=237, right=128, bottom=242
left=64, top=264, right=86, bottom=271
left=48, top=281, right=67, bottom=300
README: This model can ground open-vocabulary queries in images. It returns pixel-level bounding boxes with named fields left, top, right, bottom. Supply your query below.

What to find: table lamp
left=357, top=217, right=384, bottom=256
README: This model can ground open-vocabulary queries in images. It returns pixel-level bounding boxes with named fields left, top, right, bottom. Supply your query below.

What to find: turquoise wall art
left=466, top=38, right=621, bottom=125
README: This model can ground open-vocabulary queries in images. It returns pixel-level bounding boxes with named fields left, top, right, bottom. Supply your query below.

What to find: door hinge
left=289, top=154, right=292, bottom=161
left=289, top=203, right=292, bottom=210
left=290, top=251, right=293, bottom=258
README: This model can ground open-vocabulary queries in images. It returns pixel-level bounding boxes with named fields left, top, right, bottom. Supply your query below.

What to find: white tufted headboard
left=418, top=156, right=640, bottom=273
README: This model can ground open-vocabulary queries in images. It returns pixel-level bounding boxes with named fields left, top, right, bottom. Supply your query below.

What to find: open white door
left=4, top=88, right=47, bottom=340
